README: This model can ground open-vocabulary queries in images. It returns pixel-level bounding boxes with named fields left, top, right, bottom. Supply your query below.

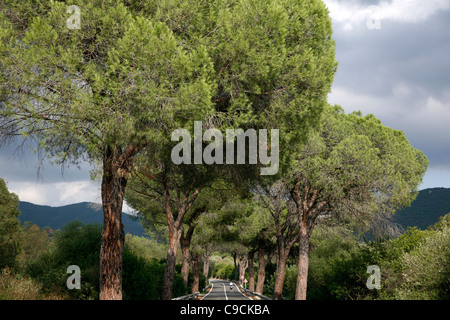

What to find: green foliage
left=211, top=263, right=235, bottom=280
left=432, top=212, right=450, bottom=232
left=125, top=234, right=167, bottom=261
left=15, top=223, right=52, bottom=273
left=395, top=227, right=450, bottom=300
left=0, top=267, right=44, bottom=300
left=1, top=0, right=440, bottom=302
left=1, top=0, right=337, bottom=174
left=393, top=188, right=450, bottom=230
left=121, top=254, right=157, bottom=300
left=26, top=221, right=102, bottom=299
left=0, top=178, right=22, bottom=270
left=23, top=221, right=189, bottom=300
left=306, top=225, right=359, bottom=300
left=288, top=105, right=429, bottom=231
left=298, top=219, right=450, bottom=300
left=122, top=243, right=189, bottom=299
left=0, top=0, right=216, bottom=165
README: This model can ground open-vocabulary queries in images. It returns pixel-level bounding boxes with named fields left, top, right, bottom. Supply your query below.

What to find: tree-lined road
left=201, top=280, right=252, bottom=300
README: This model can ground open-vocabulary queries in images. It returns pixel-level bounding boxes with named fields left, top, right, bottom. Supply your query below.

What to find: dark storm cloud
left=332, top=9, right=450, bottom=99
left=324, top=0, right=450, bottom=175
left=0, top=139, right=94, bottom=184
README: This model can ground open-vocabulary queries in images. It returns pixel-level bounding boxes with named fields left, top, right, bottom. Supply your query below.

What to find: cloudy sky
left=1, top=0, right=449, bottom=210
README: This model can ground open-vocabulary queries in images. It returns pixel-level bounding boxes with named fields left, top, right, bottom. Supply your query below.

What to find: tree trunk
left=99, top=147, right=132, bottom=300
left=162, top=227, right=182, bottom=300
left=99, top=174, right=126, bottom=300
left=295, top=224, right=310, bottom=300
left=256, top=238, right=273, bottom=294
left=161, top=186, right=199, bottom=300
left=248, top=251, right=255, bottom=291
left=191, top=255, right=200, bottom=293
left=98, top=143, right=141, bottom=300
left=290, top=185, right=325, bottom=301
left=233, top=252, right=238, bottom=281
left=203, top=247, right=211, bottom=281
left=238, top=254, right=248, bottom=285
left=180, top=227, right=194, bottom=293
left=273, top=249, right=288, bottom=300
left=180, top=244, right=190, bottom=293
left=272, top=217, right=297, bottom=300
left=256, top=247, right=268, bottom=294
left=255, top=265, right=265, bottom=294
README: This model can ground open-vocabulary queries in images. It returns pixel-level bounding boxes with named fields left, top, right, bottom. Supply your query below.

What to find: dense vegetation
left=0, top=0, right=337, bottom=299
left=393, top=188, right=450, bottom=231
left=18, top=201, right=146, bottom=237
left=0, top=213, right=201, bottom=299
left=210, top=215, right=450, bottom=300
left=1, top=0, right=443, bottom=301
left=1, top=174, right=449, bottom=299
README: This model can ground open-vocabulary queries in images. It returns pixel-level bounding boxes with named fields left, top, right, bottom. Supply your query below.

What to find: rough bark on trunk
left=161, top=183, right=199, bottom=300
left=99, top=145, right=136, bottom=300
left=99, top=174, right=125, bottom=300
left=291, top=184, right=326, bottom=301
left=180, top=246, right=191, bottom=293
left=261, top=181, right=298, bottom=301
left=255, top=238, right=273, bottom=294
left=295, top=224, right=310, bottom=300
left=180, top=225, right=195, bottom=293
left=256, top=249, right=268, bottom=294
left=238, top=254, right=248, bottom=285
left=202, top=246, right=211, bottom=281
left=272, top=211, right=297, bottom=300
left=162, top=227, right=182, bottom=300
left=273, top=248, right=289, bottom=300
left=191, top=255, right=200, bottom=293
left=248, top=251, right=255, bottom=291
left=233, top=252, right=238, bottom=281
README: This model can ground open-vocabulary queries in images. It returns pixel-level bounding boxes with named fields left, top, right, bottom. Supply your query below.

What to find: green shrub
left=0, top=267, right=42, bottom=300
left=395, top=228, right=450, bottom=300
left=26, top=221, right=102, bottom=299
left=122, top=248, right=186, bottom=299
left=211, top=263, right=234, bottom=280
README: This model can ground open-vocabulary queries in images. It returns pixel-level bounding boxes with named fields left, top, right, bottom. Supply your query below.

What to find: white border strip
left=222, top=283, right=228, bottom=300
left=236, top=284, right=253, bottom=300
left=201, top=281, right=214, bottom=300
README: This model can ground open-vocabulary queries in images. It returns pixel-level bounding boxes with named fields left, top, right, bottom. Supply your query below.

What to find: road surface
left=201, top=279, right=252, bottom=300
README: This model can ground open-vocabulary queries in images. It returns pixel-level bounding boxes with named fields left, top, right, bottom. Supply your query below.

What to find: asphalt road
left=201, top=279, right=252, bottom=300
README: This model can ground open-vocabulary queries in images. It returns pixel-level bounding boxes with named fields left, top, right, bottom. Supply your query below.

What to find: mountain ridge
left=16, top=187, right=450, bottom=238
left=18, top=201, right=147, bottom=237
left=392, top=187, right=450, bottom=231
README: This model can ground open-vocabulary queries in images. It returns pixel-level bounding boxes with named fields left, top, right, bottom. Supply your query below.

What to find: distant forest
left=17, top=188, right=450, bottom=237
left=393, top=188, right=450, bottom=230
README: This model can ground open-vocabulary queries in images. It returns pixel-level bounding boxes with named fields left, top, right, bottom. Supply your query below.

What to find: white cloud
left=7, top=180, right=100, bottom=207
left=323, top=0, right=450, bottom=30
left=6, top=179, right=135, bottom=213
left=401, top=96, right=450, bottom=141
left=328, top=85, right=450, bottom=169
left=327, top=86, right=395, bottom=118
left=420, top=167, right=450, bottom=189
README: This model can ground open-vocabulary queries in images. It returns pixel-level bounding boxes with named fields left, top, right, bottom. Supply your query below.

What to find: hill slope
left=16, top=187, right=450, bottom=238
left=18, top=201, right=147, bottom=237
left=392, top=187, right=450, bottom=230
